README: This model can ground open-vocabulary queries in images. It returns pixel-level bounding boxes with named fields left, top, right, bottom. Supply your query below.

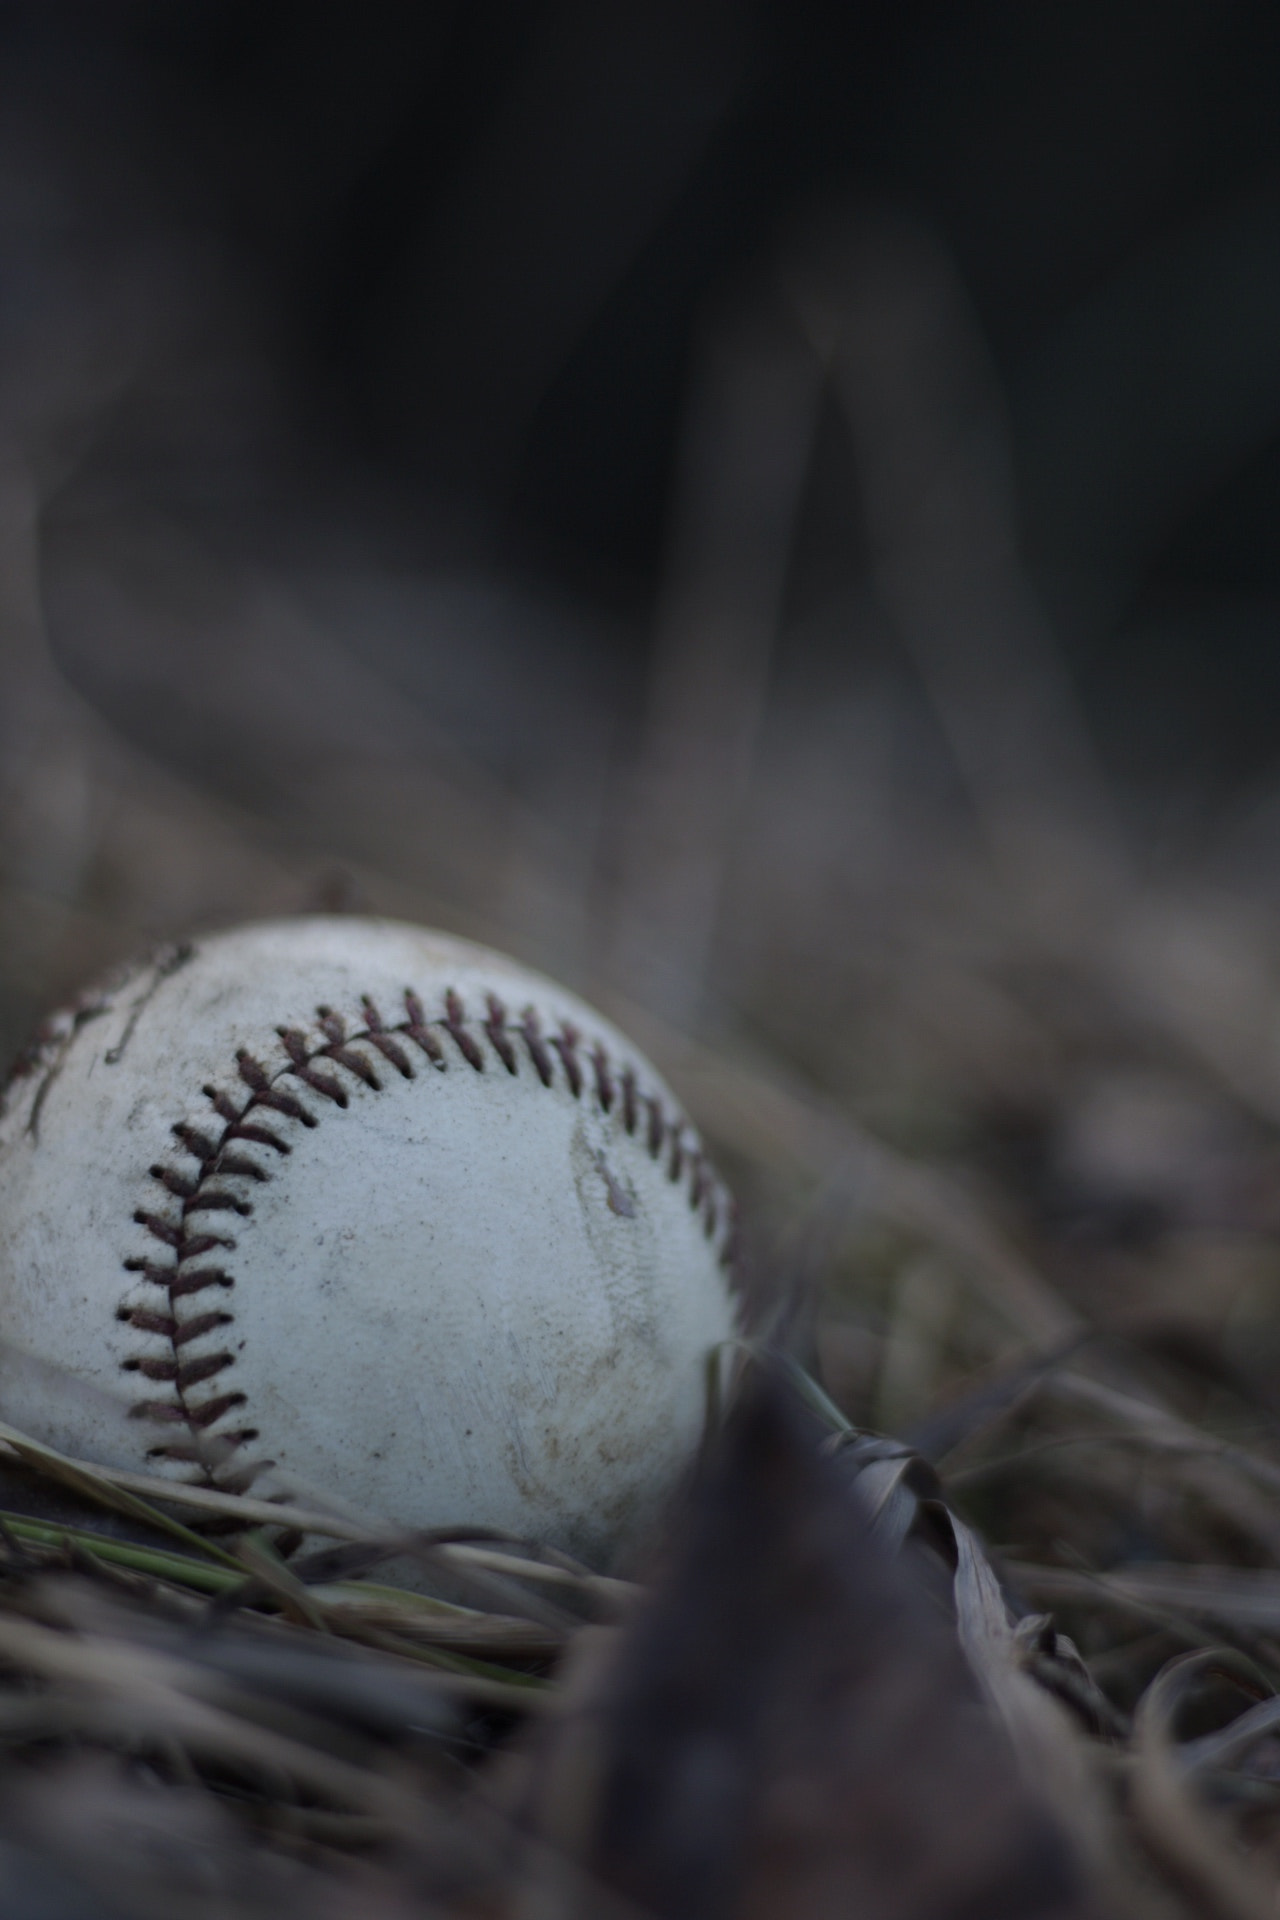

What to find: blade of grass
left=0, top=1607, right=433, bottom=1829
left=0, top=1511, right=244, bottom=1592
left=0, top=1441, right=385, bottom=1540
left=436, top=1545, right=638, bottom=1617
left=0, top=1510, right=557, bottom=1698
left=1133, top=1650, right=1278, bottom=1920
left=233, top=1532, right=332, bottom=1631
left=0, top=1419, right=245, bottom=1569
left=320, top=1610, right=553, bottom=1695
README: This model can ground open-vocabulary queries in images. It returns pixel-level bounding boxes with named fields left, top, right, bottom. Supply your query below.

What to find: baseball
left=0, top=918, right=738, bottom=1566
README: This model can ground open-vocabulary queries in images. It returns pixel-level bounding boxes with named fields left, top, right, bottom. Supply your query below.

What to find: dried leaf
left=530, top=1372, right=1103, bottom=1920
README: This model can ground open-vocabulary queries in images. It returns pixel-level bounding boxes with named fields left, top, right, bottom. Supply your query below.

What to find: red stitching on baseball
left=591, top=1043, right=614, bottom=1113
left=518, top=1007, right=555, bottom=1087
left=620, top=1067, right=639, bottom=1135
left=553, top=1023, right=584, bottom=1098
left=402, top=991, right=446, bottom=1067
left=441, top=989, right=485, bottom=1070
left=645, top=1094, right=665, bottom=1158
left=119, top=984, right=733, bottom=1489
left=484, top=995, right=518, bottom=1074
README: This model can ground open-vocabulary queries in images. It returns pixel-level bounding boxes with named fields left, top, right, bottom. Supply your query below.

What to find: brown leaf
left=531, top=1371, right=1105, bottom=1920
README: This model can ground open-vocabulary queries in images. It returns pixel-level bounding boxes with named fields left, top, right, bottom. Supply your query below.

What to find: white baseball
left=0, top=918, right=738, bottom=1566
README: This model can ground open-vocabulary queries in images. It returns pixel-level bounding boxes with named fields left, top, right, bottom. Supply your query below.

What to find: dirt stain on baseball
left=569, top=1111, right=660, bottom=1357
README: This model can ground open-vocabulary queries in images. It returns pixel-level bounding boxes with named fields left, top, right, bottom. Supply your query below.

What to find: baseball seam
left=117, top=985, right=734, bottom=1490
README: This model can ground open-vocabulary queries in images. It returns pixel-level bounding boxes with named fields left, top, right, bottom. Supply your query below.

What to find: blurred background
left=7, top=0, right=1280, bottom=1437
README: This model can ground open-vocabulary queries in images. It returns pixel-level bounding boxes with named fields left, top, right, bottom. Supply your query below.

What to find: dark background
left=11, top=2, right=1280, bottom=746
